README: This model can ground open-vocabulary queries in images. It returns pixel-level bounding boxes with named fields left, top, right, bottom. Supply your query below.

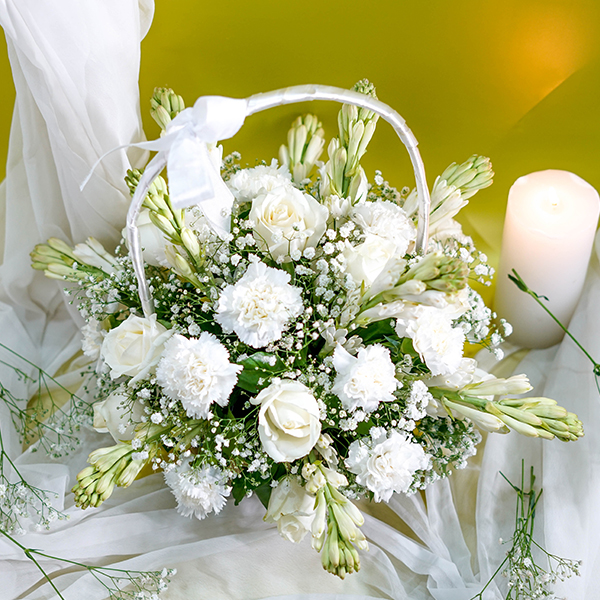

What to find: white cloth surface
left=0, top=2, right=598, bottom=599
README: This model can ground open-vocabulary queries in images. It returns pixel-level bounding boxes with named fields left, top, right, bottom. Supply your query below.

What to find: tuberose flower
left=165, top=460, right=231, bottom=520
left=156, top=333, right=242, bottom=419
left=251, top=379, right=321, bottom=462
left=343, top=235, right=397, bottom=289
left=345, top=428, right=429, bottom=502
left=100, top=313, right=173, bottom=384
left=215, top=261, right=303, bottom=348
left=332, top=344, right=399, bottom=413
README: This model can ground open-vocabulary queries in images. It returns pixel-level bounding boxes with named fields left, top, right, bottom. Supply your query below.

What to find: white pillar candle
left=494, top=170, right=599, bottom=348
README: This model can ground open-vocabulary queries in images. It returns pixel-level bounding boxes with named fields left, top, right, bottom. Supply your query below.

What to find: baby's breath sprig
left=221, top=151, right=242, bottom=181
left=471, top=463, right=581, bottom=600
left=0, top=342, right=92, bottom=456
left=1, top=527, right=175, bottom=600
left=0, top=429, right=68, bottom=534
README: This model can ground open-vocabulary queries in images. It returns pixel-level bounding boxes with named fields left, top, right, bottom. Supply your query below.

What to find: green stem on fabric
left=470, top=461, right=580, bottom=600
left=508, top=270, right=600, bottom=375
left=0, top=528, right=66, bottom=599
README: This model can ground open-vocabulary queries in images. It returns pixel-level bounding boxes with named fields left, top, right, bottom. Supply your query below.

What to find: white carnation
left=332, top=344, right=399, bottom=413
left=156, top=333, right=242, bottom=419
left=165, top=460, right=231, bottom=520
left=395, top=306, right=464, bottom=377
left=352, top=200, right=416, bottom=255
left=81, top=318, right=104, bottom=360
left=227, top=161, right=293, bottom=203
left=215, top=261, right=303, bottom=348
left=345, top=428, right=429, bottom=502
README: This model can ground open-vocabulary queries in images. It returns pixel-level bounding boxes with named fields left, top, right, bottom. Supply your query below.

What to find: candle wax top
left=509, top=169, right=600, bottom=239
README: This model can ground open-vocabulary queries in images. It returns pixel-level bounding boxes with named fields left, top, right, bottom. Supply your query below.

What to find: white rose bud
left=101, top=314, right=173, bottom=384
left=122, top=208, right=167, bottom=267
left=92, top=391, right=145, bottom=442
left=251, top=379, right=321, bottom=462
left=265, top=477, right=316, bottom=544
left=343, top=234, right=397, bottom=289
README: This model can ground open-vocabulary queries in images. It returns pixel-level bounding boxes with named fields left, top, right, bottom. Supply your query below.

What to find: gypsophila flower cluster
left=30, top=82, right=583, bottom=579
left=2, top=522, right=177, bottom=600
left=472, top=464, right=581, bottom=600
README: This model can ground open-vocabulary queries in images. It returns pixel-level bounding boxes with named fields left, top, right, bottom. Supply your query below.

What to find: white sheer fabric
left=1, top=2, right=598, bottom=599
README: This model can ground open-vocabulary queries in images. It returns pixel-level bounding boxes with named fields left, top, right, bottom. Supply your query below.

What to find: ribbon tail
left=79, top=133, right=185, bottom=192
left=168, top=137, right=234, bottom=238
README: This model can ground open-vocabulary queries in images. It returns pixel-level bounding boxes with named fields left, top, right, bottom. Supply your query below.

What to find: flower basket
left=31, top=80, right=583, bottom=579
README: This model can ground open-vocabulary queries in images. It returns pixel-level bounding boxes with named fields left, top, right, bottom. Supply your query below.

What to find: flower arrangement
left=31, top=81, right=583, bottom=579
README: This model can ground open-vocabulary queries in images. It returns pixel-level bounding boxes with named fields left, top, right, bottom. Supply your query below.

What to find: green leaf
left=401, top=337, right=418, bottom=356
left=254, top=482, right=273, bottom=510
left=236, top=352, right=286, bottom=394
left=355, top=318, right=396, bottom=345
left=232, top=478, right=247, bottom=505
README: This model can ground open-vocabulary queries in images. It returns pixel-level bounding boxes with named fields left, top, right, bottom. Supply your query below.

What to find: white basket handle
left=127, top=84, right=430, bottom=318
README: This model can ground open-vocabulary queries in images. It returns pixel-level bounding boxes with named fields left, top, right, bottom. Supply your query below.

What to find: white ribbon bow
left=83, top=95, right=249, bottom=237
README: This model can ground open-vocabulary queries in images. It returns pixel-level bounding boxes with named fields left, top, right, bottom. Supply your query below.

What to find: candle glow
left=494, top=170, right=599, bottom=349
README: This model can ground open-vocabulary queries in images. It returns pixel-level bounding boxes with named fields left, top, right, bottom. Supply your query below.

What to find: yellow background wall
left=1, top=0, right=599, bottom=285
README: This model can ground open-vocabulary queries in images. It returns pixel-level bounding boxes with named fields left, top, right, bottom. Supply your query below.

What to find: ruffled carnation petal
left=215, top=261, right=303, bottom=348
left=156, top=332, right=241, bottom=419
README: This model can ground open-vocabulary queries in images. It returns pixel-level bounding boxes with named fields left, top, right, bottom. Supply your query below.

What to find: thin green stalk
left=470, top=461, right=580, bottom=600
left=0, top=526, right=175, bottom=599
left=0, top=528, right=66, bottom=599
left=508, top=270, right=600, bottom=375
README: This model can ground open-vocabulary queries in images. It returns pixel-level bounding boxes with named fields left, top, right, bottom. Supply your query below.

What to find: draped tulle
left=1, top=2, right=598, bottom=599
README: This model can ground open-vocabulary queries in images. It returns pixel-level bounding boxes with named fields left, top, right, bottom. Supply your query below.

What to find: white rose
left=343, top=234, right=397, bottom=289
left=251, top=379, right=321, bottom=462
left=93, top=391, right=145, bottom=442
left=101, top=313, right=173, bottom=384
left=250, top=185, right=328, bottom=260
left=123, top=208, right=167, bottom=267
left=264, top=477, right=316, bottom=543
